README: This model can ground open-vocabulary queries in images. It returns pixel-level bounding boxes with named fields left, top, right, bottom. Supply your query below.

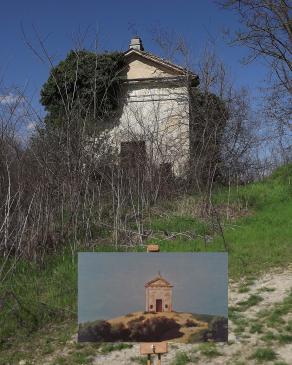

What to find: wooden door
left=156, top=299, right=162, bottom=312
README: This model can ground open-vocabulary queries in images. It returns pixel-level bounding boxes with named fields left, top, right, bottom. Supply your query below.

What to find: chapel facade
left=145, top=272, right=173, bottom=313
left=110, top=36, right=199, bottom=176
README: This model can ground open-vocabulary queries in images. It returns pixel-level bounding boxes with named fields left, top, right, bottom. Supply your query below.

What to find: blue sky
left=78, top=253, right=228, bottom=323
left=0, top=0, right=267, bottom=117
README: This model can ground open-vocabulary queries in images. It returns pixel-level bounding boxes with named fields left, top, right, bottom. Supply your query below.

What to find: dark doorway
left=156, top=299, right=162, bottom=312
left=120, top=141, right=146, bottom=171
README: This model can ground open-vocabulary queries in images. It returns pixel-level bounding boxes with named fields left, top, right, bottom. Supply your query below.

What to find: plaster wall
left=110, top=81, right=190, bottom=175
left=126, top=57, right=179, bottom=79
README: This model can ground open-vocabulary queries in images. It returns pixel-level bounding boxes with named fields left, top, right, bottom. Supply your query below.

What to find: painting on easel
left=78, top=253, right=228, bottom=343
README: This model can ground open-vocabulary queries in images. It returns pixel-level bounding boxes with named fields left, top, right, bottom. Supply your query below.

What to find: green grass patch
left=250, top=348, right=277, bottom=362
left=258, top=287, right=276, bottom=292
left=198, top=343, right=221, bottom=357
left=152, top=164, right=292, bottom=277
left=238, top=285, right=250, bottom=293
left=261, top=331, right=277, bottom=343
left=250, top=323, right=263, bottom=334
left=257, top=291, right=292, bottom=329
left=170, top=351, right=194, bottom=365
left=149, top=215, right=207, bottom=234
left=277, top=333, right=292, bottom=344
left=285, top=320, right=292, bottom=332
left=100, top=343, right=133, bottom=354
left=236, top=294, right=263, bottom=311
left=130, top=356, right=148, bottom=365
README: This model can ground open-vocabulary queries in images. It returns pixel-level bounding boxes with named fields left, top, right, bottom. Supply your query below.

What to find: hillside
left=78, top=311, right=212, bottom=344
left=0, top=164, right=292, bottom=364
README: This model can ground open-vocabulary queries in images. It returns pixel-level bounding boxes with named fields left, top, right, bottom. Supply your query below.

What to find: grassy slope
left=149, top=164, right=292, bottom=277
left=1, top=164, right=292, bottom=364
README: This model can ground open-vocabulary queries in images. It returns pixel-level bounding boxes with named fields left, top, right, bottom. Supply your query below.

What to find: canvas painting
left=78, top=252, right=228, bottom=343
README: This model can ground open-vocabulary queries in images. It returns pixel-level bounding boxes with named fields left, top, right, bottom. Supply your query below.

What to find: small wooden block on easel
left=147, top=244, right=160, bottom=252
left=140, top=342, right=168, bottom=365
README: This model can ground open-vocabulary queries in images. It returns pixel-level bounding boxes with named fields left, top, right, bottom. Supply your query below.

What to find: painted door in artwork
left=156, top=299, right=162, bottom=312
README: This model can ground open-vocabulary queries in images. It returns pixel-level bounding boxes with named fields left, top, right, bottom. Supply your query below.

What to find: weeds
left=130, top=356, right=148, bottom=365
left=250, top=323, right=263, bottom=334
left=236, top=294, right=263, bottom=311
left=100, top=343, right=133, bottom=354
left=170, top=351, right=193, bottom=365
left=250, top=348, right=277, bottom=362
left=198, top=343, right=221, bottom=357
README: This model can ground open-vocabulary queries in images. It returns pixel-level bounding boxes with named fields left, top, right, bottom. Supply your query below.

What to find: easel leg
left=157, top=353, right=161, bottom=365
left=147, top=354, right=151, bottom=365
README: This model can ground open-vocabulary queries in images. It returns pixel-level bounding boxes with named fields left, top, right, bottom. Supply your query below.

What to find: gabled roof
left=145, top=273, right=173, bottom=288
left=124, top=48, right=198, bottom=82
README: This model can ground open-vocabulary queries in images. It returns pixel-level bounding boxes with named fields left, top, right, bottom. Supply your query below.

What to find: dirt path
left=92, top=266, right=292, bottom=365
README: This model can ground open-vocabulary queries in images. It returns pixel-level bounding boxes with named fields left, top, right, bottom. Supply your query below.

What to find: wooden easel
left=140, top=342, right=168, bottom=365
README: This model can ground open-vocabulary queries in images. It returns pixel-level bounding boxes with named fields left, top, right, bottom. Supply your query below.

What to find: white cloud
left=27, top=122, right=36, bottom=131
left=0, top=92, right=23, bottom=105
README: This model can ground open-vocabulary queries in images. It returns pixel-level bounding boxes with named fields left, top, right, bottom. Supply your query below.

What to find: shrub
left=129, top=316, right=181, bottom=341
left=110, top=322, right=131, bottom=341
left=184, top=319, right=198, bottom=327
left=78, top=320, right=112, bottom=342
left=187, top=329, right=209, bottom=343
left=128, top=316, right=145, bottom=326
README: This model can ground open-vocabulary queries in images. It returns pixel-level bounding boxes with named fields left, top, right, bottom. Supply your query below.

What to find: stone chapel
left=145, top=272, right=173, bottom=313
left=110, top=36, right=199, bottom=176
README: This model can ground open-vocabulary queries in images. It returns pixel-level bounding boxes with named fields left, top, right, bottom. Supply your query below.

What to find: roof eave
left=124, top=49, right=198, bottom=81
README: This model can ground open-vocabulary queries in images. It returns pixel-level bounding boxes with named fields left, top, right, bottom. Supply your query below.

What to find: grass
left=277, top=333, right=292, bottom=344
left=170, top=351, right=196, bottom=365
left=238, top=285, right=250, bottom=293
left=257, top=291, right=292, bottom=329
left=250, top=323, right=263, bottom=334
left=100, top=343, right=133, bottom=354
left=149, top=215, right=208, bottom=235
left=233, top=317, right=248, bottom=335
left=130, top=356, right=148, bottom=365
left=258, top=287, right=276, bottom=292
left=250, top=348, right=277, bottom=362
left=261, top=331, right=277, bottom=343
left=236, top=294, right=264, bottom=311
left=149, top=164, right=292, bottom=278
left=198, top=343, right=221, bottom=357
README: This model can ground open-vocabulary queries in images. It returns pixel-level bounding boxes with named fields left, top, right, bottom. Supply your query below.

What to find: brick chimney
left=129, top=36, right=144, bottom=51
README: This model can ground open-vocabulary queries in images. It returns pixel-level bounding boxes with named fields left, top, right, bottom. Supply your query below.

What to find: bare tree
left=220, top=0, right=292, bottom=130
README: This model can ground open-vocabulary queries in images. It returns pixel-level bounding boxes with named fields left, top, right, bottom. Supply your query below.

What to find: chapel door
left=156, top=299, right=162, bottom=312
